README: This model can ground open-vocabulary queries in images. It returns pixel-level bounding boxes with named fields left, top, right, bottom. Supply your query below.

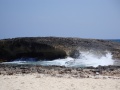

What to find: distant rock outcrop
left=0, top=37, right=120, bottom=62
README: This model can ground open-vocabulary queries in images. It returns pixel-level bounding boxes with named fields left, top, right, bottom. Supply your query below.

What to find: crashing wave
left=2, top=51, right=115, bottom=67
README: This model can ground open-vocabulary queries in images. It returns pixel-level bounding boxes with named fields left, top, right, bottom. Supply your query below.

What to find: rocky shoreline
left=0, top=37, right=120, bottom=78
left=0, top=64, right=120, bottom=78
left=0, top=37, right=120, bottom=62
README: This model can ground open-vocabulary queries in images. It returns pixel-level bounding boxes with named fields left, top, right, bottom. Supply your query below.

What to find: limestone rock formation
left=0, top=37, right=120, bottom=62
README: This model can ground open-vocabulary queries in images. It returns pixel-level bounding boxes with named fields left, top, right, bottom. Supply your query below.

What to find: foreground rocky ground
left=0, top=37, right=120, bottom=90
left=0, top=64, right=120, bottom=78
left=1, top=64, right=120, bottom=90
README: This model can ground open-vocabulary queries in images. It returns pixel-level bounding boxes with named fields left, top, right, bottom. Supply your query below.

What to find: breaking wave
left=2, top=51, right=115, bottom=67
left=37, top=51, right=114, bottom=67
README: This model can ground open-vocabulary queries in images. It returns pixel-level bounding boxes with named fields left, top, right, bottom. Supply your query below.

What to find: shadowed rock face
left=0, top=37, right=120, bottom=62
left=0, top=38, right=67, bottom=62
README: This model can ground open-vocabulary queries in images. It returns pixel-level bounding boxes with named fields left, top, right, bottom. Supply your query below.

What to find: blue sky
left=0, top=0, right=120, bottom=39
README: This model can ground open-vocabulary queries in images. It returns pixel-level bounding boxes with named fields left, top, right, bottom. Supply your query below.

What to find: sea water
left=2, top=39, right=120, bottom=67
left=2, top=51, right=116, bottom=67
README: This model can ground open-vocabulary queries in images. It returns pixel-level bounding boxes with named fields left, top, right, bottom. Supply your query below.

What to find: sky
left=0, top=0, right=120, bottom=39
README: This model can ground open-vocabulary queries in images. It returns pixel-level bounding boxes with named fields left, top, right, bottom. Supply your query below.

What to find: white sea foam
left=2, top=61, right=27, bottom=64
left=38, top=51, right=114, bottom=67
left=2, top=51, right=115, bottom=67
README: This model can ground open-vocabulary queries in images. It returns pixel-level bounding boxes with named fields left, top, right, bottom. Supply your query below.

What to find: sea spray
left=38, top=51, right=114, bottom=67
left=2, top=51, right=115, bottom=67
left=67, top=51, right=114, bottom=67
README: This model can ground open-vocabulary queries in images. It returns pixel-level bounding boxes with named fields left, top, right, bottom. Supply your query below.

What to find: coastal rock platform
left=0, top=64, right=120, bottom=78
left=0, top=37, right=120, bottom=62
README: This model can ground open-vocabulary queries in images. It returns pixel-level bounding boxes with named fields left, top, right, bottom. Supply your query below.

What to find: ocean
left=2, top=39, right=120, bottom=67
left=108, top=39, right=120, bottom=43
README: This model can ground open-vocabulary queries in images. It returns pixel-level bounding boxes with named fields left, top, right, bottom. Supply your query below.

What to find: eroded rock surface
left=0, top=64, right=120, bottom=78
left=0, top=37, right=120, bottom=62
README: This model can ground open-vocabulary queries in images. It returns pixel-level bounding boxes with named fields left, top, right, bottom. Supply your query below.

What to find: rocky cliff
left=0, top=37, right=120, bottom=62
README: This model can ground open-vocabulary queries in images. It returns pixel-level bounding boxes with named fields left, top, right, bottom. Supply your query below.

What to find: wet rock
left=69, top=50, right=80, bottom=59
left=0, top=37, right=120, bottom=62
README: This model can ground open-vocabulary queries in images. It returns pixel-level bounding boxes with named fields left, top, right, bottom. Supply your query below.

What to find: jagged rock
left=69, top=50, right=80, bottom=59
left=0, top=64, right=120, bottom=78
left=0, top=37, right=120, bottom=62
